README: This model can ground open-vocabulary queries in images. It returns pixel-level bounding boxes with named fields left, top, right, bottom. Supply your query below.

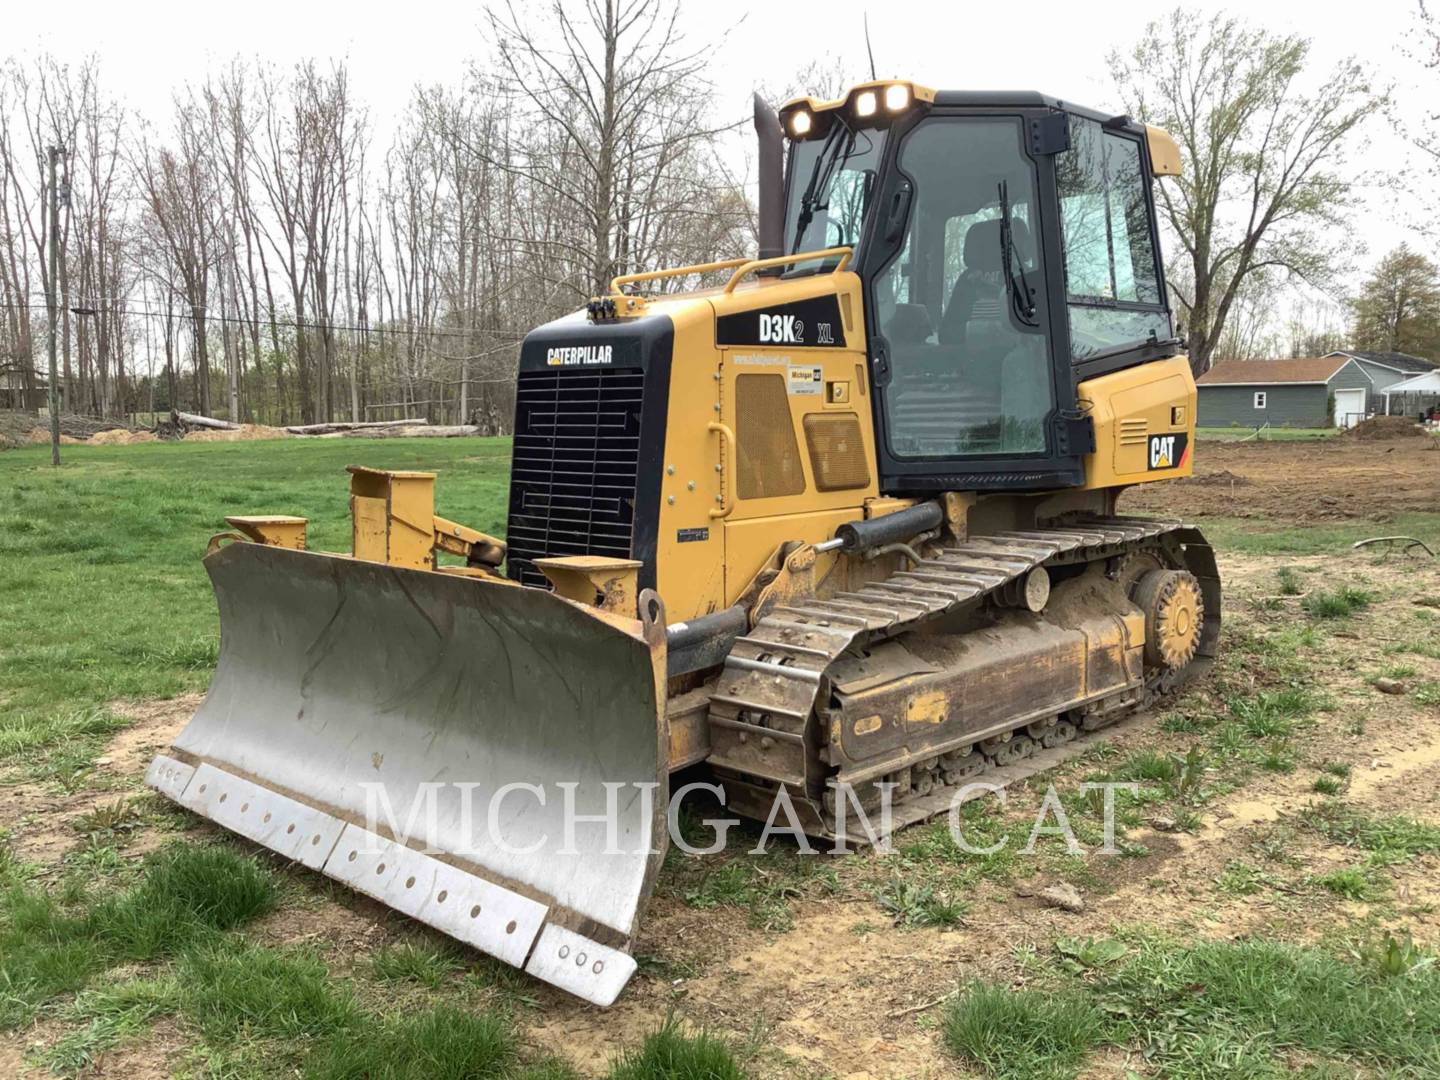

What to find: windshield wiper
left=790, top=121, right=855, bottom=254
left=997, top=180, right=1039, bottom=328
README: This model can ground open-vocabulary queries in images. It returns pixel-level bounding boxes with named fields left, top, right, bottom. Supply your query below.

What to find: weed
left=1357, top=932, right=1435, bottom=978
left=1157, top=712, right=1211, bottom=734
left=1321, top=761, right=1352, bottom=778
left=1312, top=868, right=1382, bottom=902
left=1115, top=750, right=1178, bottom=783
left=608, top=1016, right=746, bottom=1080
left=1414, top=682, right=1440, bottom=708
left=942, top=982, right=1106, bottom=1080
left=1375, top=663, right=1419, bottom=681
left=1276, top=567, right=1303, bottom=596
left=1302, top=587, right=1373, bottom=619
left=1302, top=804, right=1440, bottom=859
left=1312, top=775, right=1345, bottom=796
left=1216, top=861, right=1273, bottom=896
left=73, top=799, right=142, bottom=838
left=1055, top=936, right=1127, bottom=971
left=678, top=851, right=837, bottom=932
left=1259, top=739, right=1296, bottom=773
left=1229, top=689, right=1312, bottom=739
left=1250, top=825, right=1303, bottom=867
left=876, top=878, right=968, bottom=929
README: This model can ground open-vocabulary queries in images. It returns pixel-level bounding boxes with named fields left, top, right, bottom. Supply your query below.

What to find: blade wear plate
left=147, top=541, right=666, bottom=1006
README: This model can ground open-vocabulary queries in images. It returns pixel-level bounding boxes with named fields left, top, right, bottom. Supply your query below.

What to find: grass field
left=0, top=438, right=510, bottom=779
left=4, top=436, right=1440, bottom=1078
left=1195, top=426, right=1339, bottom=441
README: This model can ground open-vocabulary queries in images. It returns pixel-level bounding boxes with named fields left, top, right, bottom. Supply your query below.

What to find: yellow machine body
left=148, top=82, right=1216, bottom=1010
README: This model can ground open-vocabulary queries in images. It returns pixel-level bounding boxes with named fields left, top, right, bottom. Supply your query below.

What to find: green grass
left=1229, top=688, right=1313, bottom=739
left=1302, top=587, right=1375, bottom=619
left=1196, top=427, right=1338, bottom=441
left=943, top=983, right=1106, bottom=1080
left=0, top=437, right=511, bottom=771
left=608, top=1017, right=746, bottom=1080
left=370, top=938, right=465, bottom=989
left=0, top=842, right=277, bottom=1028
left=1275, top=566, right=1303, bottom=596
left=306, top=1003, right=527, bottom=1079
left=1312, top=867, right=1383, bottom=902
left=1196, top=513, right=1440, bottom=555
left=944, top=935, right=1440, bottom=1077
left=1301, top=803, right=1440, bottom=859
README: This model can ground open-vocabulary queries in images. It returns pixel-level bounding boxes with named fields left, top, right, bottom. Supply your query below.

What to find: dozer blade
left=146, top=541, right=667, bottom=1007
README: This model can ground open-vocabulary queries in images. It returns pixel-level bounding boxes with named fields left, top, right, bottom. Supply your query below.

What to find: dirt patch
left=1, top=695, right=196, bottom=872
left=1123, top=434, right=1440, bottom=521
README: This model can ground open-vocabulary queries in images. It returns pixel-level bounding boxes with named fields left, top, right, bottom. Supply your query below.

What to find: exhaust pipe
left=753, top=93, right=784, bottom=271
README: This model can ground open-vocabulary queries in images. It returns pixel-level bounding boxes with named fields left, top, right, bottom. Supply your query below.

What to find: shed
left=1195, top=356, right=1374, bottom=429
left=1325, top=351, right=1437, bottom=404
left=1381, top=370, right=1440, bottom=420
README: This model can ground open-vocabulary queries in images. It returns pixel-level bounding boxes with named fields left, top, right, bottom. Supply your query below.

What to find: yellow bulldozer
left=147, top=82, right=1219, bottom=1007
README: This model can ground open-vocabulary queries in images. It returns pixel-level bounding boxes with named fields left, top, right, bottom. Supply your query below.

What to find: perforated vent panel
left=803, top=412, right=871, bottom=491
left=735, top=374, right=805, bottom=500
left=506, top=367, right=644, bottom=588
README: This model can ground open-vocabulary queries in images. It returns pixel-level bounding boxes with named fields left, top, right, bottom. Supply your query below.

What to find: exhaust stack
left=753, top=93, right=784, bottom=268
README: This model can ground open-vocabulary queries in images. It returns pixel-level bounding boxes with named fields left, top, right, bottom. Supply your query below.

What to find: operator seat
left=937, top=217, right=1033, bottom=346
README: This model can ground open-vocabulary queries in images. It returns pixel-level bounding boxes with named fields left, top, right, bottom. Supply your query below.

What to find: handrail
left=609, top=257, right=752, bottom=296
left=721, top=246, right=854, bottom=294
left=707, top=422, right=736, bottom=519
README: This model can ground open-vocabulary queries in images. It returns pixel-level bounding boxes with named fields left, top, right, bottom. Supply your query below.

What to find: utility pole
left=45, top=145, right=61, bottom=466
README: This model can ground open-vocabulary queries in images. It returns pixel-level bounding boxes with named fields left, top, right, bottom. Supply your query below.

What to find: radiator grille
left=506, top=367, right=645, bottom=588
left=735, top=374, right=805, bottom=500
left=803, top=412, right=870, bottom=491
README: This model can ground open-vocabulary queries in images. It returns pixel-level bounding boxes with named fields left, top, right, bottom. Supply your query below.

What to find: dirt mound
left=25, top=426, right=82, bottom=445
left=1346, top=416, right=1424, bottom=440
left=183, top=423, right=288, bottom=442
left=89, top=428, right=159, bottom=446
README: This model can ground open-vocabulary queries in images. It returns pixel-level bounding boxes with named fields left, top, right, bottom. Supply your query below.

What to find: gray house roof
left=1327, top=350, right=1437, bottom=375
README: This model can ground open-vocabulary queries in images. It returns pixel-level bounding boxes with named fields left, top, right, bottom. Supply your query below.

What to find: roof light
left=884, top=83, right=910, bottom=112
left=789, top=110, right=812, bottom=137
left=854, top=90, right=878, bottom=118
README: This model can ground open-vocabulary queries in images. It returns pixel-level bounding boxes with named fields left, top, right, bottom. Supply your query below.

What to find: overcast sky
left=7, top=0, right=1434, bottom=308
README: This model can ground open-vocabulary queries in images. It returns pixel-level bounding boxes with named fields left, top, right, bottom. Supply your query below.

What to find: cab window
left=1056, top=116, right=1170, bottom=359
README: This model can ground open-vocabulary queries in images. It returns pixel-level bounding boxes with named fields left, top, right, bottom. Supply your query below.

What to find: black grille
left=506, top=366, right=646, bottom=588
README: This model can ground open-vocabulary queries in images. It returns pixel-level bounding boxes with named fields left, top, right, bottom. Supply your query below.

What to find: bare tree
left=1112, top=9, right=1385, bottom=374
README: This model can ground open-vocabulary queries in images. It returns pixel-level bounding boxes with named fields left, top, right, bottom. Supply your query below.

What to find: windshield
left=782, top=124, right=886, bottom=274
